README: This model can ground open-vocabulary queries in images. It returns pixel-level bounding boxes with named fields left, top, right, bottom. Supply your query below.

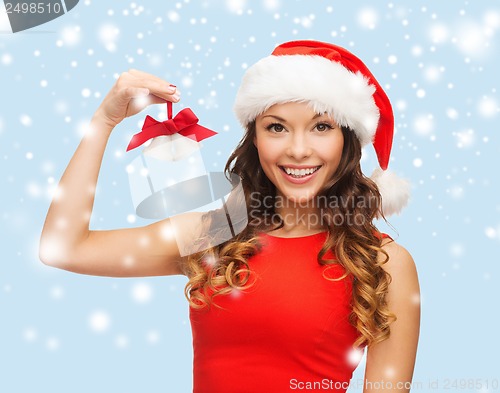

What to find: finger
left=119, top=89, right=179, bottom=118
left=127, top=68, right=165, bottom=81
left=129, top=79, right=180, bottom=102
left=128, top=94, right=179, bottom=118
left=127, top=69, right=177, bottom=94
left=143, top=94, right=171, bottom=105
left=121, top=87, right=150, bottom=100
left=128, top=92, right=180, bottom=115
left=116, top=70, right=180, bottom=105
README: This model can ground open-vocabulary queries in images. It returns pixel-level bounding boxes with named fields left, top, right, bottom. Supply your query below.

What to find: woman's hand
left=39, top=68, right=189, bottom=277
left=93, top=69, right=180, bottom=130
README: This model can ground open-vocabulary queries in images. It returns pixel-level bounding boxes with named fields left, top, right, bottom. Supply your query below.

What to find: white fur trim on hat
left=370, top=168, right=411, bottom=217
left=233, top=54, right=380, bottom=146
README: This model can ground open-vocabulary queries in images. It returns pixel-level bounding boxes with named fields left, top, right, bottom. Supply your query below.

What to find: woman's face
left=254, top=102, right=344, bottom=204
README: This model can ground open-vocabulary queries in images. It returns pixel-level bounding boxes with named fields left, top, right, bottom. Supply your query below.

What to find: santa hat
left=233, top=40, right=410, bottom=217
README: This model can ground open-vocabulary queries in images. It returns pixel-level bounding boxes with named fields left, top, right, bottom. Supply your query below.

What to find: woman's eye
left=267, top=123, right=285, bottom=133
left=315, top=123, right=333, bottom=132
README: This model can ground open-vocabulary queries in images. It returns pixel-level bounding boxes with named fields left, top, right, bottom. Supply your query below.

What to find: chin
left=277, top=189, right=319, bottom=204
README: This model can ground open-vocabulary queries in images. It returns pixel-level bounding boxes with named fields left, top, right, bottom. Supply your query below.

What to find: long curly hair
left=183, top=121, right=397, bottom=348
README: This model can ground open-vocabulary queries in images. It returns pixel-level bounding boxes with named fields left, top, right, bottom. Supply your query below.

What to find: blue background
left=1, top=1, right=499, bottom=392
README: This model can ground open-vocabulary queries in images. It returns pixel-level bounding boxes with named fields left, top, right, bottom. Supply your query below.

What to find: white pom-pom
left=370, top=168, right=411, bottom=217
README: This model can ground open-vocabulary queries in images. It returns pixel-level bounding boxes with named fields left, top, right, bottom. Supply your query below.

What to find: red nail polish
left=169, top=84, right=177, bottom=88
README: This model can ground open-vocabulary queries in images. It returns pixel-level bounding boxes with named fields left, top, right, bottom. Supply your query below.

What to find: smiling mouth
left=279, top=165, right=322, bottom=178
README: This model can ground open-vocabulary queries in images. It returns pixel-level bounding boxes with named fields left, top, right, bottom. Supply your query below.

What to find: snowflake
left=81, top=88, right=91, bottom=98
left=46, top=337, right=60, bottom=351
left=59, top=25, right=81, bottom=47
left=446, top=107, right=459, bottom=120
left=23, top=327, right=38, bottom=342
left=428, top=23, right=449, bottom=44
left=50, top=286, right=65, bottom=300
left=423, top=65, right=442, bottom=82
left=357, top=7, right=378, bottom=30
left=450, top=243, right=465, bottom=257
left=226, top=0, right=246, bottom=14
left=131, top=282, right=153, bottom=304
left=168, top=11, right=180, bottom=23
left=454, top=21, right=489, bottom=57
left=388, top=55, right=398, bottom=64
left=98, top=24, right=120, bottom=52
left=20, top=114, right=32, bottom=127
left=347, top=347, right=364, bottom=366
left=89, top=310, right=111, bottom=333
left=454, top=129, right=475, bottom=148
left=115, top=334, right=129, bottom=349
left=413, top=114, right=434, bottom=136
left=477, top=96, right=498, bottom=118
left=147, top=330, right=160, bottom=344
left=413, top=158, right=423, bottom=168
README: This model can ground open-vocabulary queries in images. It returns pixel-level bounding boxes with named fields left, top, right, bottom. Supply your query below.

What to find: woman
left=40, top=40, right=420, bottom=392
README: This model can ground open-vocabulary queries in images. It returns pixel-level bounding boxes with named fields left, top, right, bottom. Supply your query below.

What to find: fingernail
left=167, top=85, right=176, bottom=93
left=172, top=93, right=180, bottom=101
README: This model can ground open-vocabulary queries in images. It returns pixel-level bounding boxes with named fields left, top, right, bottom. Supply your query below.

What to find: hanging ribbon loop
left=126, top=101, right=217, bottom=152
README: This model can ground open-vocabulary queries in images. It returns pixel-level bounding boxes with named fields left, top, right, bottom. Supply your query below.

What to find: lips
left=279, top=165, right=322, bottom=178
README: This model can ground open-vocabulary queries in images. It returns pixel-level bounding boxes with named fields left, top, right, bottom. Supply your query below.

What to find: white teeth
left=283, top=166, right=320, bottom=177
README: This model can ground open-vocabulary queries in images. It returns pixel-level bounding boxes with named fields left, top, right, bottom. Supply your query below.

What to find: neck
left=272, top=194, right=326, bottom=234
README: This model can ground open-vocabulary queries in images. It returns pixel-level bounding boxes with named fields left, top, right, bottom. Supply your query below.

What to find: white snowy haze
left=0, top=1, right=499, bottom=392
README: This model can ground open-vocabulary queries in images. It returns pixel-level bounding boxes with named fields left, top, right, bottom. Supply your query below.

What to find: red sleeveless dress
left=189, top=231, right=391, bottom=393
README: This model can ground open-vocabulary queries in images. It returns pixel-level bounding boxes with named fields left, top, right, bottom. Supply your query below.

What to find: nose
left=285, top=131, right=312, bottom=159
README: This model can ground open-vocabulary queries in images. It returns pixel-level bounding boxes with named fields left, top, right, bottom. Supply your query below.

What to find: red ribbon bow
left=126, top=101, right=217, bottom=152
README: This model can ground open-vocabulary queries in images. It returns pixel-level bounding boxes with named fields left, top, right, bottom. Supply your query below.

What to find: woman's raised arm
left=39, top=69, right=199, bottom=278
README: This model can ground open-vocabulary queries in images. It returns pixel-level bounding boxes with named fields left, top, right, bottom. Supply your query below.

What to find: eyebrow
left=261, top=113, right=325, bottom=122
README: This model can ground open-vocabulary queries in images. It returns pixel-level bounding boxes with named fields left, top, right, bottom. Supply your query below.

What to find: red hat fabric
left=233, top=40, right=410, bottom=216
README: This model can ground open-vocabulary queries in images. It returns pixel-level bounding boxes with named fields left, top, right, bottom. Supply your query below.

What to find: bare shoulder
left=378, top=237, right=419, bottom=284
